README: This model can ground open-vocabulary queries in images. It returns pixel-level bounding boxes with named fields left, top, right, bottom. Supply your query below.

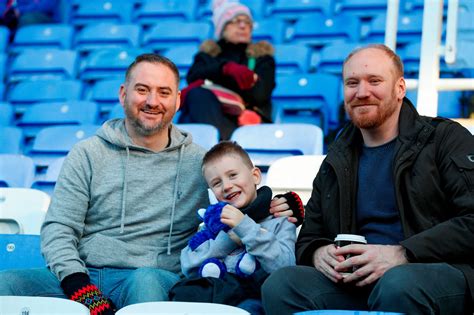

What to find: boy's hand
left=220, top=204, right=245, bottom=228
left=270, top=192, right=305, bottom=225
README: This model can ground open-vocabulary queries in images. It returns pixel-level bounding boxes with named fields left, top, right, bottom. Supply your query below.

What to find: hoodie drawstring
left=120, top=146, right=130, bottom=233
left=167, top=145, right=184, bottom=255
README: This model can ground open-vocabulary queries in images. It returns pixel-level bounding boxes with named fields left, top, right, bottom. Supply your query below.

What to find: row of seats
left=0, top=123, right=324, bottom=194
left=58, top=0, right=474, bottom=27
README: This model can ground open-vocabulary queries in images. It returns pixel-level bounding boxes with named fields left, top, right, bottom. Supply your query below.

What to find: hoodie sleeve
left=180, top=230, right=239, bottom=278
left=41, top=144, right=92, bottom=281
left=233, top=215, right=296, bottom=274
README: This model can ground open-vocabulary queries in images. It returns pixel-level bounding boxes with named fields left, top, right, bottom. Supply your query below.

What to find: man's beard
left=346, top=91, right=398, bottom=130
left=124, top=102, right=172, bottom=137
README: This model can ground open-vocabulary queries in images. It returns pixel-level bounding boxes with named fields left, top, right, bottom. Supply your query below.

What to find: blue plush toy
left=187, top=190, right=257, bottom=279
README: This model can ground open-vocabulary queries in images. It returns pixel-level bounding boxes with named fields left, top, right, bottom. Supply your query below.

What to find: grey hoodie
left=41, top=119, right=209, bottom=281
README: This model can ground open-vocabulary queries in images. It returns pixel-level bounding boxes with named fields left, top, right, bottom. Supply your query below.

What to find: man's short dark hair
left=125, top=53, right=180, bottom=87
left=202, top=141, right=254, bottom=172
left=343, top=44, right=404, bottom=78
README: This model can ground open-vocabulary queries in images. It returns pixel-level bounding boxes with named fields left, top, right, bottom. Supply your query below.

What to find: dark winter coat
left=297, top=98, right=474, bottom=304
left=186, top=39, right=276, bottom=121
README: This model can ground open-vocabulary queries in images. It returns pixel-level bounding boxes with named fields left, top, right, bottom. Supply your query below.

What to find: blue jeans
left=262, top=263, right=470, bottom=315
left=0, top=267, right=180, bottom=309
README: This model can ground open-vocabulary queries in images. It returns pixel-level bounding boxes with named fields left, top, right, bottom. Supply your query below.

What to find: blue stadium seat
left=442, top=40, right=474, bottom=77
left=267, top=0, right=333, bottom=20
left=175, top=123, right=219, bottom=150
left=0, top=127, right=23, bottom=154
left=70, top=0, right=133, bottom=27
left=8, top=49, right=78, bottom=83
left=362, top=12, right=426, bottom=46
left=316, top=42, right=363, bottom=75
left=0, top=53, right=5, bottom=82
left=295, top=311, right=403, bottom=315
left=79, top=48, right=146, bottom=81
left=0, top=102, right=14, bottom=126
left=289, top=13, right=361, bottom=47
left=142, top=21, right=211, bottom=52
left=0, top=26, right=9, bottom=52
left=31, top=157, right=65, bottom=196
left=406, top=90, right=463, bottom=118
left=272, top=73, right=341, bottom=133
left=74, top=23, right=141, bottom=53
left=29, top=125, right=100, bottom=167
left=9, top=24, right=73, bottom=53
left=162, top=45, right=198, bottom=77
left=107, top=103, right=124, bottom=120
left=85, top=78, right=122, bottom=113
left=0, top=154, right=35, bottom=187
left=274, top=44, right=312, bottom=74
left=0, top=235, right=46, bottom=270
left=457, top=11, right=474, bottom=43
left=252, top=18, right=287, bottom=44
left=230, top=123, right=324, bottom=170
left=17, top=101, right=99, bottom=138
left=334, top=0, right=388, bottom=19
left=134, top=0, right=198, bottom=25
left=7, top=80, right=83, bottom=114
left=0, top=83, right=4, bottom=101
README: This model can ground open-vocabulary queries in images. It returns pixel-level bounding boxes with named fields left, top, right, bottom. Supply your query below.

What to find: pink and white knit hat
left=212, top=0, right=253, bottom=39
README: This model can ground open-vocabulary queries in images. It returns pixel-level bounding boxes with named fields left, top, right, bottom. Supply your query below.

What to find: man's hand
left=334, top=244, right=408, bottom=286
left=220, top=204, right=245, bottom=228
left=269, top=196, right=296, bottom=222
left=312, top=244, right=345, bottom=283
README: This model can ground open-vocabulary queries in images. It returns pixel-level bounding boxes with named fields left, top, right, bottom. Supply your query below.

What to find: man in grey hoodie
left=0, top=54, right=208, bottom=314
left=0, top=54, right=296, bottom=314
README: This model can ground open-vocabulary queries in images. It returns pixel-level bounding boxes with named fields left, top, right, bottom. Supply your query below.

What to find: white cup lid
left=334, top=234, right=367, bottom=244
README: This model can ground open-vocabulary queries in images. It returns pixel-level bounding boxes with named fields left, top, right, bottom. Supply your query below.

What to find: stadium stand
left=230, top=123, right=323, bottom=170
left=133, top=0, right=199, bottom=25
left=252, top=17, right=287, bottom=44
left=31, top=156, right=65, bottom=196
left=274, top=44, right=312, bottom=74
left=141, top=21, right=212, bottom=52
left=70, top=0, right=134, bottom=28
left=0, top=187, right=50, bottom=234
left=266, top=154, right=326, bottom=204
left=9, top=24, right=73, bottom=53
left=8, top=49, right=78, bottom=83
left=7, top=80, right=83, bottom=114
left=85, top=78, right=122, bottom=113
left=267, top=0, right=333, bottom=20
left=0, top=155, right=35, bottom=188
left=175, top=123, right=220, bottom=150
left=162, top=45, right=199, bottom=77
left=0, top=127, right=23, bottom=154
left=28, top=125, right=100, bottom=167
left=17, top=101, right=99, bottom=138
left=0, top=102, right=14, bottom=126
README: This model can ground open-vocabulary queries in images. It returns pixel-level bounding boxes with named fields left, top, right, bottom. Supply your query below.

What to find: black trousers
left=179, top=87, right=238, bottom=140
left=262, top=263, right=471, bottom=315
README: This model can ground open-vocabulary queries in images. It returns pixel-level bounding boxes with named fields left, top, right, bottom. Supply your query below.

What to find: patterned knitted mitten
left=61, top=273, right=116, bottom=315
left=275, top=191, right=305, bottom=226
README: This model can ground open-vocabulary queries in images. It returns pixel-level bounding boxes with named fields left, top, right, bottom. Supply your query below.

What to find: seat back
left=266, top=155, right=325, bottom=203
left=252, top=18, right=287, bottom=44
left=162, top=45, right=198, bottom=77
left=231, top=123, right=323, bottom=170
left=0, top=102, right=14, bottom=126
left=71, top=0, right=133, bottom=27
left=9, top=49, right=78, bottom=83
left=0, top=188, right=50, bottom=234
left=134, top=0, right=198, bottom=25
left=30, top=125, right=100, bottom=167
left=175, top=123, right=219, bottom=150
left=267, top=0, right=333, bottom=20
left=85, top=78, right=123, bottom=113
left=142, top=21, right=211, bottom=51
left=31, top=157, right=66, bottom=196
left=274, top=44, right=311, bottom=74
left=10, top=24, right=73, bottom=53
left=7, top=80, right=82, bottom=114
left=0, top=155, right=35, bottom=188
left=0, top=127, right=23, bottom=154
left=0, top=296, right=89, bottom=314
left=115, top=301, right=249, bottom=315
left=18, top=101, right=99, bottom=138
left=0, top=234, right=46, bottom=270
left=0, top=26, right=8, bottom=52
left=74, top=23, right=141, bottom=53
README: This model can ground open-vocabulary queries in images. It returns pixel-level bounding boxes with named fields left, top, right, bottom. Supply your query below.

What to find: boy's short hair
left=202, top=141, right=254, bottom=171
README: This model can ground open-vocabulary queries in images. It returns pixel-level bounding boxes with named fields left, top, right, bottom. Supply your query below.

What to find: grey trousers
left=262, top=263, right=470, bottom=315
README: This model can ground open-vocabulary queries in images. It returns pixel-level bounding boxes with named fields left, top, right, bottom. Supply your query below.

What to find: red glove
left=180, top=79, right=205, bottom=105
left=222, top=62, right=256, bottom=90
left=238, top=109, right=261, bottom=126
